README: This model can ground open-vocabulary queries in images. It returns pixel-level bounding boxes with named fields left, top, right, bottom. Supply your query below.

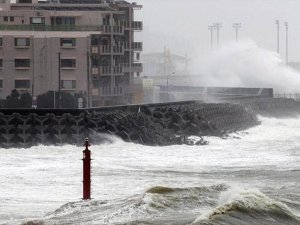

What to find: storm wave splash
left=23, top=185, right=300, bottom=225
left=192, top=189, right=300, bottom=225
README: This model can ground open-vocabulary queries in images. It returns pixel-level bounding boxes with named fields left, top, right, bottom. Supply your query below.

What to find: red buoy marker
left=82, top=138, right=91, bottom=200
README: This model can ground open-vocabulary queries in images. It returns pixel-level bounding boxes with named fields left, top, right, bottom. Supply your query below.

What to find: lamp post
left=208, top=24, right=214, bottom=50
left=53, top=82, right=56, bottom=109
left=166, top=72, right=175, bottom=101
left=58, top=52, right=61, bottom=108
left=284, top=21, right=288, bottom=65
left=233, top=23, right=241, bottom=41
left=213, top=23, right=222, bottom=48
left=275, top=20, right=280, bottom=53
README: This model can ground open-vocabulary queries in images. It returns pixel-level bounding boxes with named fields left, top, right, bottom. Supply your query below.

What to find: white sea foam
left=0, top=116, right=299, bottom=224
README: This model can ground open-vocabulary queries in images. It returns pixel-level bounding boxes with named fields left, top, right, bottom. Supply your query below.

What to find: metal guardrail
left=274, top=93, right=300, bottom=100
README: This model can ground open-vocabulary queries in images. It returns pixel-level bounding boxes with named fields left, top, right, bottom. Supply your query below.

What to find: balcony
left=124, top=42, right=143, bottom=51
left=92, top=66, right=123, bottom=76
left=92, top=85, right=143, bottom=97
left=99, top=25, right=124, bottom=35
left=91, top=45, right=123, bottom=55
left=120, top=21, right=143, bottom=31
left=0, top=24, right=123, bottom=34
left=92, top=86, right=123, bottom=97
left=122, top=63, right=143, bottom=73
left=0, top=24, right=99, bottom=31
left=122, top=84, right=143, bottom=94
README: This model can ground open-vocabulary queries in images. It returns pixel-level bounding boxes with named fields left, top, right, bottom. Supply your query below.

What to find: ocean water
left=0, top=116, right=299, bottom=225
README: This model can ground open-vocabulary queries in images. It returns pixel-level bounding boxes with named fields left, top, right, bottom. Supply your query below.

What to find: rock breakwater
left=0, top=102, right=259, bottom=148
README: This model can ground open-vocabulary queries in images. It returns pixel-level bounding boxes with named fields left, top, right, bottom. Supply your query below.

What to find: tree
left=5, top=89, right=20, bottom=108
left=19, top=92, right=32, bottom=108
left=4, top=89, right=33, bottom=108
left=37, top=91, right=78, bottom=108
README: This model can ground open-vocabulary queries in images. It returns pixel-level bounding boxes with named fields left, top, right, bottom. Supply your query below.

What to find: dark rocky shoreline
left=0, top=99, right=299, bottom=148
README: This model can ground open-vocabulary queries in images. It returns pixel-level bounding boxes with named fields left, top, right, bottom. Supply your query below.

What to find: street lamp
left=208, top=24, right=214, bottom=50
left=275, top=20, right=280, bottom=53
left=213, top=23, right=222, bottom=48
left=167, top=72, right=175, bottom=101
left=284, top=21, right=288, bottom=65
left=232, top=23, right=241, bottom=41
left=53, top=82, right=56, bottom=109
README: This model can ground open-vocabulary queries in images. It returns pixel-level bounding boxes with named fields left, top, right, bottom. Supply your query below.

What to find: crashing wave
left=191, top=188, right=300, bottom=225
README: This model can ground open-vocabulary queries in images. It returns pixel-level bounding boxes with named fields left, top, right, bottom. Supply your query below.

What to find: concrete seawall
left=0, top=99, right=298, bottom=148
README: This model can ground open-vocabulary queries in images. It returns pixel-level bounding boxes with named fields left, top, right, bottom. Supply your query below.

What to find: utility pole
left=208, top=25, right=214, bottom=50
left=87, top=51, right=90, bottom=108
left=275, top=20, right=280, bottom=53
left=213, top=23, right=222, bottom=48
left=58, top=52, right=61, bottom=108
left=285, top=22, right=288, bottom=65
left=232, top=23, right=241, bottom=41
left=166, top=72, right=175, bottom=101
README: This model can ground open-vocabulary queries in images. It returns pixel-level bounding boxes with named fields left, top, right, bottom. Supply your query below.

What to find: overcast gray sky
left=135, top=0, right=300, bottom=62
left=134, top=0, right=300, bottom=91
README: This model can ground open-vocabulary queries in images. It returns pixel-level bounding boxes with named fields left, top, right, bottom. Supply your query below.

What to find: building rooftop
left=9, top=0, right=141, bottom=11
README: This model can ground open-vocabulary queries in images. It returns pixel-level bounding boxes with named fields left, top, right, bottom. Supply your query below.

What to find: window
left=15, top=38, right=30, bottom=47
left=61, top=58, right=76, bottom=68
left=61, top=80, right=76, bottom=89
left=60, top=38, right=76, bottom=47
left=3, top=16, right=8, bottom=22
left=0, top=37, right=2, bottom=47
left=0, top=80, right=2, bottom=89
left=15, top=80, right=30, bottom=89
left=9, top=16, right=14, bottom=22
left=15, top=58, right=30, bottom=68
left=0, top=59, right=2, bottom=68
left=30, top=17, right=45, bottom=24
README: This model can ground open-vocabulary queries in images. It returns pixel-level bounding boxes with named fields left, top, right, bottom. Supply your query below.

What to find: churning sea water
left=0, top=116, right=299, bottom=225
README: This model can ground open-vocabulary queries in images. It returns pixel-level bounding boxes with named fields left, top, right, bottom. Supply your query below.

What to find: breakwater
left=0, top=101, right=260, bottom=148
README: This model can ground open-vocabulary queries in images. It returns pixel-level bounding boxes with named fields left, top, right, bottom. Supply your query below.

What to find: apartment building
left=0, top=0, right=142, bottom=107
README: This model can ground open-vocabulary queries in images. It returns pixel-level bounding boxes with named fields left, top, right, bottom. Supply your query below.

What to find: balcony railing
left=92, top=66, right=123, bottom=75
left=122, top=84, right=143, bottom=94
left=0, top=24, right=123, bottom=33
left=92, top=85, right=143, bottom=97
left=124, top=42, right=143, bottom=51
left=122, top=63, right=143, bottom=73
left=99, top=86, right=123, bottom=96
left=92, top=86, right=123, bottom=97
left=120, top=21, right=143, bottom=31
left=91, top=45, right=123, bottom=55
left=100, top=25, right=123, bottom=34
